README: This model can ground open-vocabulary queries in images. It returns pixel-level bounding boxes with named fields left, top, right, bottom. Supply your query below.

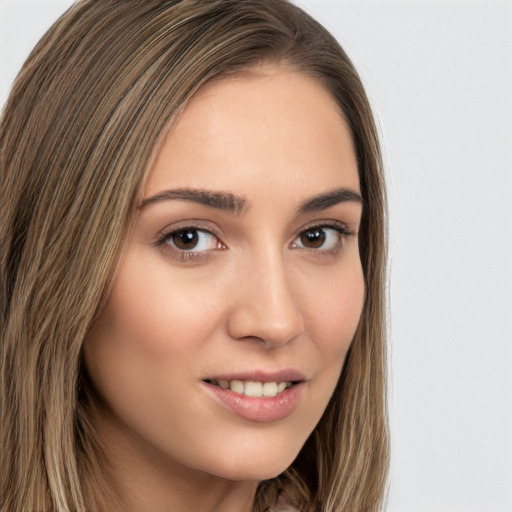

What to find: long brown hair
left=1, top=1, right=389, bottom=510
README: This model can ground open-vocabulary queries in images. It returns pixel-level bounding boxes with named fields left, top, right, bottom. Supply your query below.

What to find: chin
left=214, top=463, right=290, bottom=483
left=200, top=438, right=303, bottom=483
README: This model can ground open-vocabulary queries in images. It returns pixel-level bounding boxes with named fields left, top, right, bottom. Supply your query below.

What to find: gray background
left=1, top=1, right=511, bottom=511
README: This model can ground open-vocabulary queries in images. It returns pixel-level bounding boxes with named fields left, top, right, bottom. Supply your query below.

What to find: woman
left=0, top=1, right=389, bottom=511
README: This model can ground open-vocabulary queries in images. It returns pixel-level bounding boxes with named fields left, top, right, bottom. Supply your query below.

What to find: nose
left=226, top=249, right=305, bottom=348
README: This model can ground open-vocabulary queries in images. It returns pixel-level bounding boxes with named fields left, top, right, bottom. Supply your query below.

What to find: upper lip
left=204, top=368, right=307, bottom=383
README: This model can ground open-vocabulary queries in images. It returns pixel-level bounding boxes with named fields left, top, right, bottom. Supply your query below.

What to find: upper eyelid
left=291, top=223, right=349, bottom=244
left=294, top=220, right=351, bottom=236
left=155, top=221, right=222, bottom=242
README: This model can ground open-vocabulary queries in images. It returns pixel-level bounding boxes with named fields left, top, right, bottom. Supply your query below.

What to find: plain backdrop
left=1, top=1, right=511, bottom=511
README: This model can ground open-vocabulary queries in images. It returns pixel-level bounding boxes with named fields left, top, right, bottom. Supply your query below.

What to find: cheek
left=88, top=257, right=220, bottom=356
left=81, top=264, right=221, bottom=458
left=295, top=258, right=365, bottom=414
left=83, top=267, right=181, bottom=411
left=303, top=258, right=365, bottom=359
left=82, top=251, right=233, bottom=421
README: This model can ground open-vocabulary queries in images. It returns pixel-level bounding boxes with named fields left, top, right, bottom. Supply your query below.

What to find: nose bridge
left=227, top=244, right=305, bottom=347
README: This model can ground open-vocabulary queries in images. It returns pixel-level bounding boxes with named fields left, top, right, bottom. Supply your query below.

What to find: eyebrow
left=297, top=187, right=363, bottom=215
left=139, top=186, right=362, bottom=216
left=139, top=188, right=248, bottom=215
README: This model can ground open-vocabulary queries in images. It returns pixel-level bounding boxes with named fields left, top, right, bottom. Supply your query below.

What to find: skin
left=84, top=67, right=365, bottom=512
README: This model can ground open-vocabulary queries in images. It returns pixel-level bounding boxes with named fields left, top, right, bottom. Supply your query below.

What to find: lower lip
left=202, top=381, right=304, bottom=422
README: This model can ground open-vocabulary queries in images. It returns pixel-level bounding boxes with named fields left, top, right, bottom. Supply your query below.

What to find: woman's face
left=84, top=68, right=364, bottom=483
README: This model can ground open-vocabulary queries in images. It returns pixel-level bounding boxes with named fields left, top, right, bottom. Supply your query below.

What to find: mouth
left=203, top=379, right=297, bottom=398
left=201, top=372, right=306, bottom=422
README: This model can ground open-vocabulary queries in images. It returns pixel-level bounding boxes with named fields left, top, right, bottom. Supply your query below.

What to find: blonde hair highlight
left=1, top=1, right=389, bottom=510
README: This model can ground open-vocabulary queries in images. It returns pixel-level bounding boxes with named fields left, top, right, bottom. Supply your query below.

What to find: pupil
left=173, top=229, right=198, bottom=250
left=301, top=228, right=325, bottom=248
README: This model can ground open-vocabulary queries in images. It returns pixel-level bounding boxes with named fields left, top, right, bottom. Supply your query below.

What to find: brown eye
left=164, top=228, right=220, bottom=252
left=300, top=228, right=326, bottom=248
left=292, top=225, right=346, bottom=252
left=171, top=229, right=199, bottom=250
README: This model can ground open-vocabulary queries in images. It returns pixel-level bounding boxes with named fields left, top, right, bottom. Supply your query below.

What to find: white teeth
left=244, top=381, right=263, bottom=397
left=230, top=380, right=244, bottom=394
left=262, top=381, right=278, bottom=397
left=212, top=379, right=293, bottom=397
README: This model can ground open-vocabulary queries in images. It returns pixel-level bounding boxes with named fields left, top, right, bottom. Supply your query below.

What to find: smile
left=205, top=379, right=293, bottom=397
left=202, top=369, right=306, bottom=421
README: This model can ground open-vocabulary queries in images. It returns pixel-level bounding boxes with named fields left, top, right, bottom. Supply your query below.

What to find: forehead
left=144, top=67, right=359, bottom=200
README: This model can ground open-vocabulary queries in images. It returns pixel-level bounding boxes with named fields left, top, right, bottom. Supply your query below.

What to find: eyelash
left=155, top=223, right=224, bottom=262
left=155, top=221, right=352, bottom=262
left=290, top=222, right=351, bottom=254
